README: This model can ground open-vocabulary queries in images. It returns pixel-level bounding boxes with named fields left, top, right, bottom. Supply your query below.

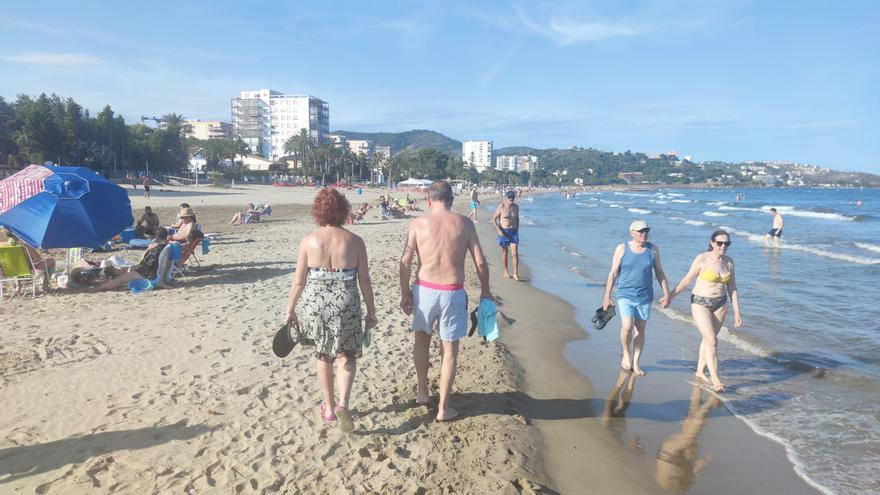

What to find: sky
left=1, top=0, right=878, bottom=173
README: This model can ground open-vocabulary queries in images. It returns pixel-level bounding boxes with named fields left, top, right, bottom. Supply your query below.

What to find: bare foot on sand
left=503, top=272, right=510, bottom=278
left=621, top=357, right=632, bottom=372
left=695, top=372, right=710, bottom=384
left=632, top=366, right=646, bottom=376
left=513, top=274, right=520, bottom=281
left=416, top=394, right=430, bottom=406
left=712, top=381, right=726, bottom=393
left=436, top=407, right=458, bottom=422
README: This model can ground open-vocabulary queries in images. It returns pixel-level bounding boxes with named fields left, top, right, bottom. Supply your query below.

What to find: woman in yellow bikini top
left=666, top=230, right=743, bottom=393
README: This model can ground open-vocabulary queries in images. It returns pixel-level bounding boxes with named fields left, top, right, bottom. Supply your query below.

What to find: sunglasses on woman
left=714, top=240, right=731, bottom=247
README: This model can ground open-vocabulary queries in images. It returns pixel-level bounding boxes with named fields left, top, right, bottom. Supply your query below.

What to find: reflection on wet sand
left=655, top=385, right=721, bottom=494
left=601, top=369, right=638, bottom=440
left=763, top=245, right=781, bottom=277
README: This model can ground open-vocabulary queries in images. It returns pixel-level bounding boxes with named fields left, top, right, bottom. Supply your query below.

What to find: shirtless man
left=765, top=207, right=784, bottom=247
left=492, top=190, right=520, bottom=280
left=170, top=207, right=196, bottom=243
left=468, top=187, right=480, bottom=221
left=400, top=180, right=493, bottom=421
left=135, top=206, right=160, bottom=238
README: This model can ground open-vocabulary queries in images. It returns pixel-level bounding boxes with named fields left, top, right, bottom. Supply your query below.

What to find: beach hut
left=0, top=165, right=54, bottom=214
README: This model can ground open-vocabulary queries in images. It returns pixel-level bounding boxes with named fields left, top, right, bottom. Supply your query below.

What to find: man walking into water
left=400, top=180, right=493, bottom=421
left=602, top=220, right=670, bottom=376
left=765, top=207, right=784, bottom=247
left=492, top=190, right=520, bottom=280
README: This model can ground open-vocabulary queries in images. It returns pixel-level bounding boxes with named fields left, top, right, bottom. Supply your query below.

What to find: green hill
left=332, top=129, right=461, bottom=156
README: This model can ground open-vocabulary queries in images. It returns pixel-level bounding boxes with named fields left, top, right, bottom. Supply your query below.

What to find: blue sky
left=1, top=1, right=878, bottom=172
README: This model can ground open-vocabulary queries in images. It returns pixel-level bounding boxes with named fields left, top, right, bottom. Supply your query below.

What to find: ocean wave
left=667, top=193, right=685, bottom=197
left=708, top=201, right=728, bottom=206
left=703, top=211, right=728, bottom=217
left=671, top=199, right=692, bottom=203
left=761, top=205, right=856, bottom=222
left=576, top=202, right=597, bottom=207
left=608, top=204, right=622, bottom=208
left=719, top=205, right=761, bottom=212
left=560, top=245, right=584, bottom=258
left=721, top=226, right=880, bottom=265
left=627, top=208, right=652, bottom=214
left=519, top=215, right=537, bottom=226
left=685, top=219, right=707, bottom=226
left=854, top=242, right=880, bottom=254
left=614, top=192, right=652, bottom=197
left=649, top=199, right=669, bottom=204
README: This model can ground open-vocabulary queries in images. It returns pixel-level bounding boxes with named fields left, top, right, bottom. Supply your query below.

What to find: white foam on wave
left=667, top=193, right=685, bottom=197
left=519, top=215, right=537, bottom=226
left=708, top=201, right=728, bottom=206
left=608, top=204, right=622, bottom=208
left=722, top=225, right=880, bottom=265
left=719, top=205, right=761, bottom=212
left=614, top=192, right=652, bottom=197
left=685, top=219, right=707, bottom=226
left=703, top=211, right=728, bottom=217
left=671, top=199, right=692, bottom=203
left=576, top=202, right=597, bottom=207
left=855, top=242, right=880, bottom=254
left=561, top=245, right=585, bottom=258
left=762, top=205, right=855, bottom=222
left=650, top=199, right=669, bottom=204
left=628, top=208, right=652, bottom=214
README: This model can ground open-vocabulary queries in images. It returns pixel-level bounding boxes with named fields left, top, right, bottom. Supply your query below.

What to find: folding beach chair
left=65, top=248, right=84, bottom=274
left=172, top=238, right=203, bottom=278
left=0, top=245, right=38, bottom=299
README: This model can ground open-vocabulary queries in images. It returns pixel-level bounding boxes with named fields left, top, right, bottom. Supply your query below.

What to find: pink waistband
left=416, top=280, right=464, bottom=291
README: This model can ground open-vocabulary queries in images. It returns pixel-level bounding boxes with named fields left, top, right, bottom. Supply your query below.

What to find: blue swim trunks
left=617, top=297, right=651, bottom=321
left=497, top=228, right=519, bottom=247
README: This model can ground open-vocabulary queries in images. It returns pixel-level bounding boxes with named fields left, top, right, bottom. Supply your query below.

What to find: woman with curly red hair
left=284, top=188, right=377, bottom=432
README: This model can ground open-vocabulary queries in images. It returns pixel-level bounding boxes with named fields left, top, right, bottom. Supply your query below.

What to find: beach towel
left=477, top=299, right=500, bottom=342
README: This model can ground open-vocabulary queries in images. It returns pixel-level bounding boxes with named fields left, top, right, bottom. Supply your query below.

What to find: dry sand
left=1, top=185, right=547, bottom=494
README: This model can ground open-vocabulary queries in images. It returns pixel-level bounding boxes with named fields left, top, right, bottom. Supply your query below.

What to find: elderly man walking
left=602, top=220, right=670, bottom=376
left=400, top=180, right=493, bottom=421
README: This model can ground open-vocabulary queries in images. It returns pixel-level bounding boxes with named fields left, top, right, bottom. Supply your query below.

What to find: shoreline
left=475, top=194, right=821, bottom=494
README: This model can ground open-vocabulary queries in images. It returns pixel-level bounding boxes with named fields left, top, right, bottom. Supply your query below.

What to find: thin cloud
left=511, top=5, right=644, bottom=45
left=1, top=52, right=107, bottom=66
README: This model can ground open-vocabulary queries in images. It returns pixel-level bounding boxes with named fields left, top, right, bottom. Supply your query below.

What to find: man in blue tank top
left=602, top=220, right=670, bottom=376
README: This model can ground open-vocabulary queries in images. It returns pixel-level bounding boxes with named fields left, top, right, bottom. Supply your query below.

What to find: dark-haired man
left=765, top=207, right=784, bottom=247
left=399, top=180, right=493, bottom=421
left=492, top=190, right=520, bottom=280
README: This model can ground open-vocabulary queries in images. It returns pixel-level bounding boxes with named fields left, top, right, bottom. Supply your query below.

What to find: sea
left=511, top=187, right=879, bottom=495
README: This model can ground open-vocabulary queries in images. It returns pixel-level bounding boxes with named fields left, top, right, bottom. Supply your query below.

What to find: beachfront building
left=183, top=120, right=232, bottom=140
left=326, top=134, right=347, bottom=149
left=462, top=140, right=493, bottom=172
left=231, top=89, right=330, bottom=160
left=347, top=139, right=373, bottom=160
left=496, top=155, right=538, bottom=173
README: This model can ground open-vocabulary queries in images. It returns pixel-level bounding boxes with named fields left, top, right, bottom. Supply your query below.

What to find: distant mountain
left=493, top=146, right=542, bottom=156
left=332, top=129, right=462, bottom=156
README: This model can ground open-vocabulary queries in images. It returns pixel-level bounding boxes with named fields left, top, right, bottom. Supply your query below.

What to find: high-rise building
left=231, top=89, right=329, bottom=160
left=496, top=155, right=538, bottom=173
left=183, top=120, right=232, bottom=140
left=462, top=140, right=493, bottom=172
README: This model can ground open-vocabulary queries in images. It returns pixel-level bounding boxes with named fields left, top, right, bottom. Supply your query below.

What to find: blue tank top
left=617, top=242, right=655, bottom=303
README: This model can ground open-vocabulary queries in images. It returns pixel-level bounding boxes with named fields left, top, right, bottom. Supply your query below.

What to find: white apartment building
left=347, top=139, right=373, bottom=160
left=184, top=120, right=232, bottom=140
left=496, top=155, right=538, bottom=173
left=462, top=140, right=493, bottom=172
left=326, top=134, right=347, bottom=148
left=231, top=89, right=330, bottom=160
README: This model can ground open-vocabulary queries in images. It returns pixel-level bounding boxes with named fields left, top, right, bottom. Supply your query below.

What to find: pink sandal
left=319, top=404, right=337, bottom=424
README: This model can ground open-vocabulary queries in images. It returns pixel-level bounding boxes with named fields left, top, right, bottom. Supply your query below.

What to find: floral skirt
left=296, top=269, right=363, bottom=359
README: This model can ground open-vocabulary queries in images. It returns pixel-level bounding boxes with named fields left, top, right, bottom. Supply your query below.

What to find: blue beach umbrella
left=0, top=166, right=133, bottom=248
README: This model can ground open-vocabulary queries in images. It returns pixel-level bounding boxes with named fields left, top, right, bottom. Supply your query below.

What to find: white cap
left=629, top=220, right=649, bottom=231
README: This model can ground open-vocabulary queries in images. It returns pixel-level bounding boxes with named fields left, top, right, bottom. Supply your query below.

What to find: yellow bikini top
left=699, top=269, right=731, bottom=284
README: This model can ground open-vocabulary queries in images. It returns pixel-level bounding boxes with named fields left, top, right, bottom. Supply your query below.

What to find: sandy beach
left=1, top=184, right=817, bottom=494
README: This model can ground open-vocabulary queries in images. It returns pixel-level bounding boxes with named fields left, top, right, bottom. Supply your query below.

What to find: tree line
left=0, top=93, right=190, bottom=173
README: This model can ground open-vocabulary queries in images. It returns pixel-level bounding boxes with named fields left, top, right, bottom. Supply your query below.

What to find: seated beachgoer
left=66, top=265, right=148, bottom=291
left=230, top=204, right=262, bottom=225
left=169, top=203, right=191, bottom=229
left=5, top=231, right=56, bottom=292
left=170, top=207, right=197, bottom=242
left=349, top=203, right=370, bottom=224
left=134, top=206, right=160, bottom=238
